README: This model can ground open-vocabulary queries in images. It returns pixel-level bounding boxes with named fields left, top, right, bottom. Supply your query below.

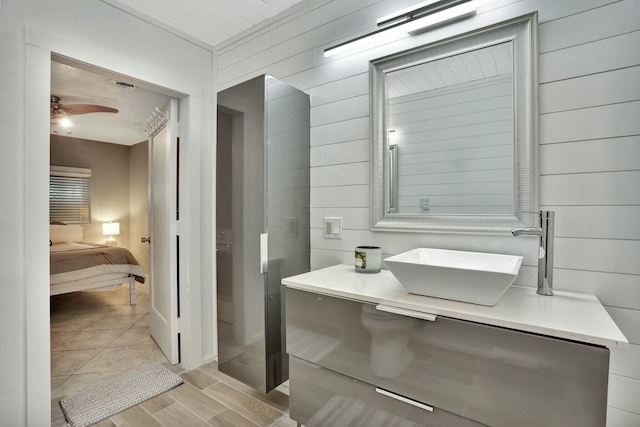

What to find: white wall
left=216, top=0, right=640, bottom=424
left=0, top=0, right=214, bottom=424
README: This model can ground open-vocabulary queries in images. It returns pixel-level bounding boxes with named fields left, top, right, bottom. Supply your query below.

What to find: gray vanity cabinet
left=290, top=356, right=488, bottom=427
left=286, top=288, right=610, bottom=427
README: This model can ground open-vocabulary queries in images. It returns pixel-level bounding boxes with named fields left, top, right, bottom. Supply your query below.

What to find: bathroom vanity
left=283, top=264, right=628, bottom=427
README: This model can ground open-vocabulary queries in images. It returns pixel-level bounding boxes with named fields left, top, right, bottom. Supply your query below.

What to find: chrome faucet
left=511, top=211, right=555, bottom=296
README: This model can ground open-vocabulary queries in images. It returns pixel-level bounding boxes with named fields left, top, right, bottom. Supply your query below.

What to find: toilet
left=360, top=304, right=417, bottom=378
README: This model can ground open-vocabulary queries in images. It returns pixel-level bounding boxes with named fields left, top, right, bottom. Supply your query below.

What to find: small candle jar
left=355, top=246, right=382, bottom=273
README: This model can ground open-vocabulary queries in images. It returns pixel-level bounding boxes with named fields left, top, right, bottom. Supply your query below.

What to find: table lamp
left=102, top=222, right=120, bottom=246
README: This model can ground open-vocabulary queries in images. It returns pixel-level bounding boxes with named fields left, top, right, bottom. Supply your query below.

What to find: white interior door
left=149, top=99, right=179, bottom=364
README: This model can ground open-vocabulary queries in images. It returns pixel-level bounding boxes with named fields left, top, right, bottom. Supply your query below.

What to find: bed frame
left=50, top=275, right=136, bottom=305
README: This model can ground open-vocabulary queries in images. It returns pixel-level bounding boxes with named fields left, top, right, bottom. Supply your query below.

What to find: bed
left=50, top=224, right=145, bottom=305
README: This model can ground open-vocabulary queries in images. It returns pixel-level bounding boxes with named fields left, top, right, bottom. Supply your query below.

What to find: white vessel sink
left=384, top=248, right=523, bottom=306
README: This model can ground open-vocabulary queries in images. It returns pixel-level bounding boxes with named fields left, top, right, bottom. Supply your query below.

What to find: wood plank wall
left=216, top=0, right=640, bottom=423
left=390, top=75, right=514, bottom=214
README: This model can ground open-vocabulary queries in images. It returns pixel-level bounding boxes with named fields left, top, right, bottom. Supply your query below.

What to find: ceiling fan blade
left=62, top=104, right=119, bottom=115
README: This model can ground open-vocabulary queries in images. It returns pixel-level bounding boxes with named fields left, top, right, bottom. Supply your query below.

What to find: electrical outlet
left=323, top=217, right=343, bottom=239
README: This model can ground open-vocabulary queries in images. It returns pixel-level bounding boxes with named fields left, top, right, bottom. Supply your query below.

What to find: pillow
left=50, top=224, right=84, bottom=244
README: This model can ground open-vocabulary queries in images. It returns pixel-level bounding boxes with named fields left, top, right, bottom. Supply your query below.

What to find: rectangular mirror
left=371, top=14, right=538, bottom=232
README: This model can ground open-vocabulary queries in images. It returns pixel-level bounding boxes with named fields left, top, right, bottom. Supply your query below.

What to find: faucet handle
left=538, top=246, right=546, bottom=259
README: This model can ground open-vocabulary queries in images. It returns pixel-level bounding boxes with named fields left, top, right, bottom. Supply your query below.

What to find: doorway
left=48, top=58, right=176, bottom=416
left=24, top=32, right=203, bottom=421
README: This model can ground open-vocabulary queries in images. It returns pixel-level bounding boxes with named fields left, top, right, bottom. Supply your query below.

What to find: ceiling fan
left=50, top=95, right=119, bottom=120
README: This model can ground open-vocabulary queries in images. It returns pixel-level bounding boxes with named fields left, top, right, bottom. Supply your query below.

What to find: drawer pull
left=376, top=304, right=437, bottom=321
left=375, top=388, right=434, bottom=412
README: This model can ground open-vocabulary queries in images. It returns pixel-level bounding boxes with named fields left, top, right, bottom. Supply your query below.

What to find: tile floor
left=50, top=282, right=297, bottom=427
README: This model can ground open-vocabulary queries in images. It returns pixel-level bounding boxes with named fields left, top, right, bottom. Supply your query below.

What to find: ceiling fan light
left=60, top=117, right=72, bottom=128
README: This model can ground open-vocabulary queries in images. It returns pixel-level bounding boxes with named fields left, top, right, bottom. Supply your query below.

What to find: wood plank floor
left=50, top=283, right=297, bottom=427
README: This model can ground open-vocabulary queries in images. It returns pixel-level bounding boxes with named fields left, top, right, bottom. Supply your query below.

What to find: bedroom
left=48, top=58, right=173, bottom=398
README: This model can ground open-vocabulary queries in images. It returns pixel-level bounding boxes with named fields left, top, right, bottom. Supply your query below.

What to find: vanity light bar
left=323, top=1, right=477, bottom=57
left=376, top=0, right=473, bottom=27
left=324, top=25, right=406, bottom=58
left=403, top=2, right=476, bottom=35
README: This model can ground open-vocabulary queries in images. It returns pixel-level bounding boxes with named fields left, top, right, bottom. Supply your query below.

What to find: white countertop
left=282, top=264, right=629, bottom=350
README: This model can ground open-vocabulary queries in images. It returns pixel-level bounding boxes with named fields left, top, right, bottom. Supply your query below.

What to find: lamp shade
left=102, top=222, right=120, bottom=236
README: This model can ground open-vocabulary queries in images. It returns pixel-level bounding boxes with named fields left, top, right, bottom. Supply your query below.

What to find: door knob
left=141, top=237, right=151, bottom=243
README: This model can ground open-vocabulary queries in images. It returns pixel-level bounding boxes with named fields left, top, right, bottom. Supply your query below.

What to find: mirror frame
left=371, top=13, right=538, bottom=233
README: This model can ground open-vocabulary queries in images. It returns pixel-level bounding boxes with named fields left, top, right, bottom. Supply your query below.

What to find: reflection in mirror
left=388, top=144, right=398, bottom=213
left=387, top=42, right=514, bottom=215
left=371, top=14, right=538, bottom=232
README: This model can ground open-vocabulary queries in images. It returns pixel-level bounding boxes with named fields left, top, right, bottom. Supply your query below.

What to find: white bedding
left=50, top=274, right=136, bottom=296
left=50, top=242, right=144, bottom=304
left=50, top=264, right=145, bottom=285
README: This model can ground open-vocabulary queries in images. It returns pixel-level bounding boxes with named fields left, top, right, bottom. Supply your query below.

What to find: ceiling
left=100, top=0, right=306, bottom=49
left=51, top=60, right=172, bottom=145
left=51, top=0, right=306, bottom=145
left=386, top=42, right=513, bottom=99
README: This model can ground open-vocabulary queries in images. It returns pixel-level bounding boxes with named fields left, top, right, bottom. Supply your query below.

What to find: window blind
left=50, top=166, right=92, bottom=224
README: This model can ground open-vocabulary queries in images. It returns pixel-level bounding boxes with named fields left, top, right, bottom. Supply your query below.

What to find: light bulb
left=60, top=117, right=72, bottom=128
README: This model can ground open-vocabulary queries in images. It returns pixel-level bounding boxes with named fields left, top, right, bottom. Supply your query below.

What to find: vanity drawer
left=286, top=288, right=609, bottom=427
left=290, top=356, right=487, bottom=427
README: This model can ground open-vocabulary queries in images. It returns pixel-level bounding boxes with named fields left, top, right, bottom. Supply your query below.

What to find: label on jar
left=355, top=251, right=366, bottom=269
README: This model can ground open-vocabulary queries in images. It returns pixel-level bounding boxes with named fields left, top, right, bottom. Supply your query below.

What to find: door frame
left=24, top=27, right=206, bottom=420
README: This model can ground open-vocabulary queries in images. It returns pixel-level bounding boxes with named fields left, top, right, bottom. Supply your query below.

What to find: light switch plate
left=323, top=217, right=343, bottom=239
